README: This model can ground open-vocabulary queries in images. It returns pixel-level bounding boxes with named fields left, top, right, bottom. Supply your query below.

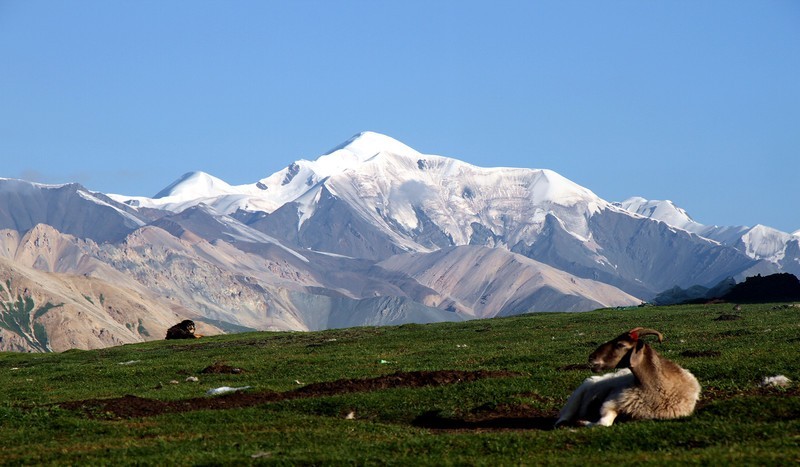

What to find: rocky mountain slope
left=0, top=254, right=179, bottom=352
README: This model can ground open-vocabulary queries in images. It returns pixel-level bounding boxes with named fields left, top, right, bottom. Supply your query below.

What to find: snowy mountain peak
left=240, top=132, right=425, bottom=213
left=740, top=224, right=795, bottom=262
left=618, top=197, right=699, bottom=232
left=326, top=131, right=420, bottom=160
left=532, top=169, right=601, bottom=206
left=153, top=171, right=235, bottom=200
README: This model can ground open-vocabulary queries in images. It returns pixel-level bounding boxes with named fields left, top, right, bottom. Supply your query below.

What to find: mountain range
left=1, top=131, right=798, bottom=351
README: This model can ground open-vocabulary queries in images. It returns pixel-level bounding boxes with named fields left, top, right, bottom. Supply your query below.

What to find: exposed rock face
left=0, top=255, right=183, bottom=352
left=0, top=223, right=464, bottom=350
left=379, top=246, right=640, bottom=318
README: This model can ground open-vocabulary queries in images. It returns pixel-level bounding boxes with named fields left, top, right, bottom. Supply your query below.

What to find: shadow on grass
left=413, top=410, right=557, bottom=431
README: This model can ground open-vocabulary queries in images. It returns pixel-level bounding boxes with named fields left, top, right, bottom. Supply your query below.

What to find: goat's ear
left=629, top=340, right=646, bottom=367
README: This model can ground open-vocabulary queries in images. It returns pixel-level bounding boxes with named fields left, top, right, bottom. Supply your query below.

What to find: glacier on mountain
left=618, top=196, right=799, bottom=272
left=111, top=131, right=796, bottom=292
left=112, top=132, right=607, bottom=242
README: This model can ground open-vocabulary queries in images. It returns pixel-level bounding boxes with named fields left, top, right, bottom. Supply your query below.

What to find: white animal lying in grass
left=557, top=327, right=701, bottom=427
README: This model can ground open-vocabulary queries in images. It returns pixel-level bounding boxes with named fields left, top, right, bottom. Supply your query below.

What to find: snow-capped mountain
left=0, top=131, right=795, bottom=351
left=617, top=197, right=704, bottom=233
left=109, top=171, right=264, bottom=214
left=619, top=197, right=799, bottom=276
left=112, top=132, right=792, bottom=298
left=217, top=133, right=771, bottom=297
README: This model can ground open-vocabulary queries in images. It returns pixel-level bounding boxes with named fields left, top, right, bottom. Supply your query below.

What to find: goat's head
left=588, top=327, right=663, bottom=373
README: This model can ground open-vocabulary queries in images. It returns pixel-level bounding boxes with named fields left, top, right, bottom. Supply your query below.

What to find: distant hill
left=651, top=277, right=736, bottom=306
left=653, top=273, right=800, bottom=305
left=722, top=273, right=800, bottom=303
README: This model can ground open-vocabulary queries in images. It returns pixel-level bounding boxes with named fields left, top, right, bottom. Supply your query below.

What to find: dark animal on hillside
left=556, top=327, right=700, bottom=427
left=165, top=320, right=203, bottom=340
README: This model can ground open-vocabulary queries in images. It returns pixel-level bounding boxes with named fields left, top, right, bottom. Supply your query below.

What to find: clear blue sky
left=1, top=1, right=798, bottom=233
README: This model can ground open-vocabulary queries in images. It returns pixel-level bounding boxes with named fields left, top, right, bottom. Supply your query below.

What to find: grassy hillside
left=1, top=303, right=798, bottom=465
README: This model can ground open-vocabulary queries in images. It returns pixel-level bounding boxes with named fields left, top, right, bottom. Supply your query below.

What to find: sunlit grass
left=1, top=303, right=798, bottom=464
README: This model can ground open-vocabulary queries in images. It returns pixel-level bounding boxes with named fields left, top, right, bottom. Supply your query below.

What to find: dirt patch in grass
left=200, top=362, right=245, bottom=374
left=714, top=314, right=742, bottom=321
left=60, top=370, right=520, bottom=420
left=57, top=369, right=798, bottom=432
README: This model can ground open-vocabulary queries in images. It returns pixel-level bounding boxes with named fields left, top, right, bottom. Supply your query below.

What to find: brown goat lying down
left=556, top=327, right=701, bottom=427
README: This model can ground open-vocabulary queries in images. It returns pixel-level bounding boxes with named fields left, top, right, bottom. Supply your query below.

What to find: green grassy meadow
left=1, top=303, right=798, bottom=465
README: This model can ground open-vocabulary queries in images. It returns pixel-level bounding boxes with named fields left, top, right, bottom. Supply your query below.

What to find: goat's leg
left=555, top=384, right=587, bottom=427
left=555, top=375, right=610, bottom=427
left=581, top=400, right=619, bottom=427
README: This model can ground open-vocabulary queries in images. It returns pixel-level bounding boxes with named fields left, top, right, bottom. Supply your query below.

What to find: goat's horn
left=629, top=327, right=663, bottom=343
